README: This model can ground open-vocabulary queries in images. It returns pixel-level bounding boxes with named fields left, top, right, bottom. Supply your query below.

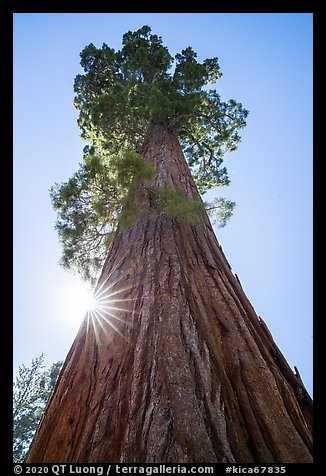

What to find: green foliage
left=13, top=355, right=63, bottom=462
left=73, top=24, right=248, bottom=175
left=110, top=149, right=156, bottom=187
left=119, top=198, right=143, bottom=229
left=50, top=150, right=155, bottom=282
left=205, top=197, right=236, bottom=228
left=152, top=183, right=205, bottom=224
left=52, top=25, right=248, bottom=281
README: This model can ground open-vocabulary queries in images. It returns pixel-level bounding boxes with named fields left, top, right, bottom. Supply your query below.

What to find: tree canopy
left=51, top=25, right=248, bottom=282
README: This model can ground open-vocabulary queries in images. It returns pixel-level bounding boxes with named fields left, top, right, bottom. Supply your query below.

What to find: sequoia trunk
left=27, top=124, right=313, bottom=463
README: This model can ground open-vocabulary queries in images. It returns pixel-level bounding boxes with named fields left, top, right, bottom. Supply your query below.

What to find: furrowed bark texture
left=28, top=124, right=313, bottom=463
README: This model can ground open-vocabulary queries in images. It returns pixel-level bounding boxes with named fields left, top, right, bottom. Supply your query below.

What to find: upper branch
left=169, top=113, right=213, bottom=127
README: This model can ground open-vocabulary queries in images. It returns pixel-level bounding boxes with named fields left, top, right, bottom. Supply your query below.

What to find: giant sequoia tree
left=27, top=26, right=312, bottom=463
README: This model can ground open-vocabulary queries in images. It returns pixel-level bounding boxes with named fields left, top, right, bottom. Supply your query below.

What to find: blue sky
left=13, top=13, right=313, bottom=395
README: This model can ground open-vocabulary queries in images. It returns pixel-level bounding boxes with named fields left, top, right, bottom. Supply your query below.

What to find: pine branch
left=169, top=113, right=212, bottom=127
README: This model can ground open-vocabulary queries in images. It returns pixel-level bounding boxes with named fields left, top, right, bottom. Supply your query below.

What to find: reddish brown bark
left=27, top=124, right=312, bottom=463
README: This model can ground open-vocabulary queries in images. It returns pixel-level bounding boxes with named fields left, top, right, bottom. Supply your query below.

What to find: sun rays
left=85, top=275, right=139, bottom=346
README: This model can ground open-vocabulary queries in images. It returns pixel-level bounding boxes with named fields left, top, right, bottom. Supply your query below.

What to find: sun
left=79, top=290, right=98, bottom=313
left=56, top=273, right=136, bottom=340
left=57, top=277, right=99, bottom=331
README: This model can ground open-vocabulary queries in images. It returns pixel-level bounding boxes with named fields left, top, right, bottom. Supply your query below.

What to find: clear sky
left=13, top=13, right=313, bottom=395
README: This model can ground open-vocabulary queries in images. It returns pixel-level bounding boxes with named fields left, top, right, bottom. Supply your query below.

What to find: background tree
left=28, top=26, right=312, bottom=463
left=13, top=355, right=63, bottom=462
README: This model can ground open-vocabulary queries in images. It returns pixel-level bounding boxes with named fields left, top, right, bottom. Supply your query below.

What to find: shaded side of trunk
left=27, top=124, right=312, bottom=463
